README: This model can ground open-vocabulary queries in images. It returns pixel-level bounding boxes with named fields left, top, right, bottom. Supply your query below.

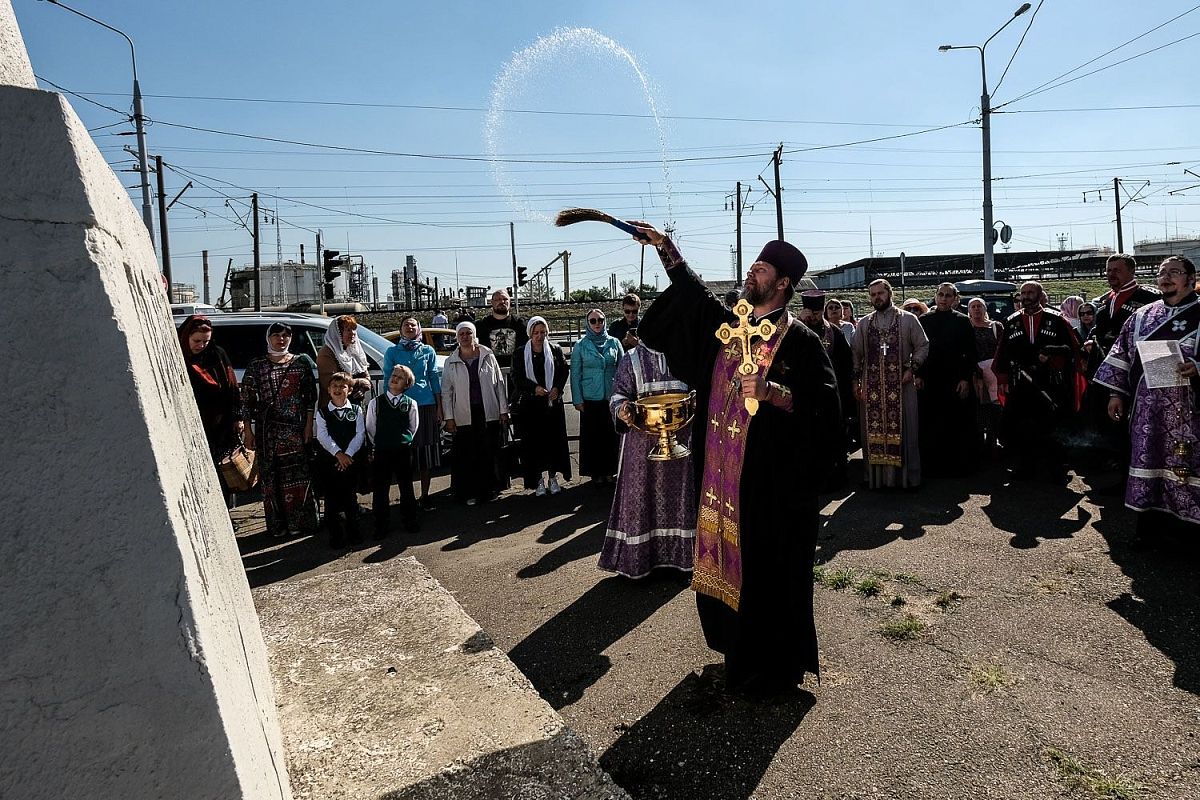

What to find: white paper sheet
left=1137, top=339, right=1186, bottom=389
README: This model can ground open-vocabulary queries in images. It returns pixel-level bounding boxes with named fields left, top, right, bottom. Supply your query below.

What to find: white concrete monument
left=0, top=4, right=292, bottom=798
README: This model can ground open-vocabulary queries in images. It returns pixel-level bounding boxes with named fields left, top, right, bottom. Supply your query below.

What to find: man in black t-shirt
left=473, top=288, right=527, bottom=370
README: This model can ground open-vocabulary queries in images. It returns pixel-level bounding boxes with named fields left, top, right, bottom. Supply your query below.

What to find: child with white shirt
left=366, top=365, right=421, bottom=539
left=314, top=371, right=366, bottom=547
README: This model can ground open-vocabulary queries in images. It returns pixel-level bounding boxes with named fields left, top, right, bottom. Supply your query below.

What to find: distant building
left=1134, top=236, right=1200, bottom=264
left=227, top=262, right=322, bottom=310
left=169, top=283, right=197, bottom=304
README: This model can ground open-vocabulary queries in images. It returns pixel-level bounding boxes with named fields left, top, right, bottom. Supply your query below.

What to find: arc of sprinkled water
left=485, top=27, right=673, bottom=225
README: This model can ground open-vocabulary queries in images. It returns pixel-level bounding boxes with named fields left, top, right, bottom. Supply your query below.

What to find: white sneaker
left=534, top=478, right=547, bottom=497
left=548, top=476, right=562, bottom=495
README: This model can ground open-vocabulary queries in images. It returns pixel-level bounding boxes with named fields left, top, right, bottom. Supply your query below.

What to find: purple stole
left=693, top=313, right=792, bottom=611
left=1131, top=298, right=1200, bottom=385
left=863, top=314, right=904, bottom=467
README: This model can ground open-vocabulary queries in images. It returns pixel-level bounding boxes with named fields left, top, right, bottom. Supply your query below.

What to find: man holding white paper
left=1095, top=256, right=1200, bottom=547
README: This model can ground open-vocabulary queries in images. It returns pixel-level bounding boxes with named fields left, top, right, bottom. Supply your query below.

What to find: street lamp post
left=939, top=3, right=1030, bottom=281
left=43, top=0, right=156, bottom=250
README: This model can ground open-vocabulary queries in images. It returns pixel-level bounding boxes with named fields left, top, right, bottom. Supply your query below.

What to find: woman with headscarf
left=571, top=308, right=623, bottom=485
left=1060, top=295, right=1084, bottom=334
left=966, top=297, right=1003, bottom=454
left=901, top=298, right=929, bottom=316
left=512, top=316, right=571, bottom=495
left=317, top=315, right=372, bottom=408
left=177, top=315, right=244, bottom=496
left=441, top=321, right=510, bottom=506
left=383, top=315, right=442, bottom=507
left=242, top=322, right=319, bottom=536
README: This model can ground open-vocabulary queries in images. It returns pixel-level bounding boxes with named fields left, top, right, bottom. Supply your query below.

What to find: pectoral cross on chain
left=879, top=341, right=890, bottom=356
left=715, top=299, right=777, bottom=416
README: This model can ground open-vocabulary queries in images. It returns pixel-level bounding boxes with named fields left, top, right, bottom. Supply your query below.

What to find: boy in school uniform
left=366, top=365, right=421, bottom=539
left=314, top=371, right=367, bottom=547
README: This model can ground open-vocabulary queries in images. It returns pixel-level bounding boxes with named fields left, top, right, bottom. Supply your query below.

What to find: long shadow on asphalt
left=980, top=474, right=1091, bottom=549
left=816, top=471, right=969, bottom=564
left=517, top=518, right=609, bottom=579
left=1088, top=489, right=1200, bottom=696
left=600, top=665, right=813, bottom=800
left=507, top=572, right=688, bottom=710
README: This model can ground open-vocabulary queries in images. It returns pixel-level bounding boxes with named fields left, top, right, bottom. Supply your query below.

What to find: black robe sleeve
left=638, top=261, right=732, bottom=389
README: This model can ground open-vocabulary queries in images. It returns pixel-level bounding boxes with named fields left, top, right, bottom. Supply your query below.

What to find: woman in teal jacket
left=571, top=308, right=623, bottom=484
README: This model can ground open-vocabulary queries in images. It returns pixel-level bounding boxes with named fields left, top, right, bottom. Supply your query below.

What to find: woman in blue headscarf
left=571, top=308, right=623, bottom=484
left=383, top=315, right=442, bottom=507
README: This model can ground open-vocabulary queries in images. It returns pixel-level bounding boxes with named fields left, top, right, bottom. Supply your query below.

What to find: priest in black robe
left=632, top=222, right=841, bottom=694
left=917, top=282, right=978, bottom=476
left=798, top=289, right=854, bottom=491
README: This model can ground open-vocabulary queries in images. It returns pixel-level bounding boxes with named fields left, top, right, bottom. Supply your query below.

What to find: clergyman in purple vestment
left=1094, top=255, right=1200, bottom=546
left=599, top=344, right=696, bottom=578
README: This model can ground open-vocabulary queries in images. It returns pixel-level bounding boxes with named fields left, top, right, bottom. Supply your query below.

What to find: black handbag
left=499, top=423, right=522, bottom=479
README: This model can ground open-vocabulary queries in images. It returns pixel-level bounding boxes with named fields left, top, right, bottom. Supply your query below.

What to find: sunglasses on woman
left=588, top=317, right=603, bottom=324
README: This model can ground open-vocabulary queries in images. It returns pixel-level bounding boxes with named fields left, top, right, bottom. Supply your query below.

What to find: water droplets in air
left=485, top=27, right=673, bottom=226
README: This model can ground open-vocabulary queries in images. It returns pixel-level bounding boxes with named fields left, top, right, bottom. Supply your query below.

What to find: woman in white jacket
left=442, top=321, right=510, bottom=505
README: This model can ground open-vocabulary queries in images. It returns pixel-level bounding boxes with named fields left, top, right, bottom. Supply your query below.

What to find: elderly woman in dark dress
left=512, top=316, right=572, bottom=495
left=178, top=315, right=243, bottom=499
left=242, top=322, right=319, bottom=536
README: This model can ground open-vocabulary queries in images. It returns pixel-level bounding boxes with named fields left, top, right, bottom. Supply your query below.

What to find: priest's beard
left=741, top=282, right=779, bottom=308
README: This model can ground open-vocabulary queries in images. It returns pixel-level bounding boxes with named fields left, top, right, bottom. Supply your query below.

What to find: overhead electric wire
left=35, top=74, right=129, bottom=118
left=991, top=0, right=1044, bottom=97
left=994, top=4, right=1200, bottom=109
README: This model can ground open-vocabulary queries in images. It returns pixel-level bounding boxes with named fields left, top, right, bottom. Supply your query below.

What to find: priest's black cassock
left=917, top=307, right=977, bottom=475
left=639, top=241, right=841, bottom=689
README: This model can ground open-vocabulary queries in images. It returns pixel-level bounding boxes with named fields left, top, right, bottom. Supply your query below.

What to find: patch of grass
left=1043, top=747, right=1144, bottom=799
left=889, top=595, right=907, bottom=608
left=855, top=576, right=884, bottom=597
left=892, top=572, right=922, bottom=587
left=879, top=614, right=925, bottom=640
left=819, top=568, right=856, bottom=591
left=969, top=662, right=1015, bottom=692
left=934, top=590, right=962, bottom=609
left=812, top=565, right=827, bottom=584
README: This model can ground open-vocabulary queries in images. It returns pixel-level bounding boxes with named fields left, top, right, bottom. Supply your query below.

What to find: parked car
left=955, top=279, right=1016, bottom=320
left=172, top=312, right=394, bottom=393
left=171, top=302, right=223, bottom=317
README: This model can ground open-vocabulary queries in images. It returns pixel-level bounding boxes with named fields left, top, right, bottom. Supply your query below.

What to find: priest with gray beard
left=851, top=279, right=930, bottom=489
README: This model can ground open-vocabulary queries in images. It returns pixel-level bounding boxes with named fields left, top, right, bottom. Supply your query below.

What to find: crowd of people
left=176, top=241, right=1197, bottom=699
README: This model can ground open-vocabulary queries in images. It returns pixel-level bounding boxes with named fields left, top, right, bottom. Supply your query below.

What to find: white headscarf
left=524, top=316, right=554, bottom=392
left=265, top=322, right=292, bottom=357
left=323, top=315, right=369, bottom=374
left=455, top=320, right=477, bottom=348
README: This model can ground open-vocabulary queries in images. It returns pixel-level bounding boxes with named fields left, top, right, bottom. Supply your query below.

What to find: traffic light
left=322, top=249, right=342, bottom=301
left=517, top=266, right=528, bottom=287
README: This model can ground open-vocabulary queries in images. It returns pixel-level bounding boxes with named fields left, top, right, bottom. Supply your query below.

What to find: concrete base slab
left=253, top=558, right=629, bottom=800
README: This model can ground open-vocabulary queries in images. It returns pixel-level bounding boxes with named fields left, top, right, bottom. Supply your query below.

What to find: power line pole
left=316, top=231, right=323, bottom=314
left=252, top=193, right=261, bottom=311
left=155, top=154, right=171, bottom=292
left=729, top=181, right=739, bottom=281
left=1114, top=177, right=1124, bottom=252
left=202, top=250, right=210, bottom=305
left=639, top=245, right=645, bottom=292
left=773, top=144, right=784, bottom=240
left=509, top=221, right=519, bottom=314
left=562, top=250, right=570, bottom=298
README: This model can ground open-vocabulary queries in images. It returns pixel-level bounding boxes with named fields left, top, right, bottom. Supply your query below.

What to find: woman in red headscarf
left=177, top=315, right=244, bottom=491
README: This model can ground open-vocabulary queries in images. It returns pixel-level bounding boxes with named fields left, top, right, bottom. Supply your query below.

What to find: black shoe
left=419, top=496, right=435, bottom=510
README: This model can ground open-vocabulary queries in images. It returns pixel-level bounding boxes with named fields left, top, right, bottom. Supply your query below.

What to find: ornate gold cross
left=727, top=419, right=742, bottom=439
left=705, top=488, right=719, bottom=506
left=715, top=299, right=777, bottom=416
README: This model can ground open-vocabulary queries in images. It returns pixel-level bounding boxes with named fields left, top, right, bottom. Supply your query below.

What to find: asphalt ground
left=237, top=414, right=1200, bottom=800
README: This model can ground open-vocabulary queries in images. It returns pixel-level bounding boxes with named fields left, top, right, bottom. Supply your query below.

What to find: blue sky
left=16, top=0, right=1200, bottom=299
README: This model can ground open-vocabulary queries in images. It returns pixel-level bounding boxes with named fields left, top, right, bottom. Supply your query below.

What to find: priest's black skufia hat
left=755, top=240, right=808, bottom=283
left=800, top=289, right=826, bottom=311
